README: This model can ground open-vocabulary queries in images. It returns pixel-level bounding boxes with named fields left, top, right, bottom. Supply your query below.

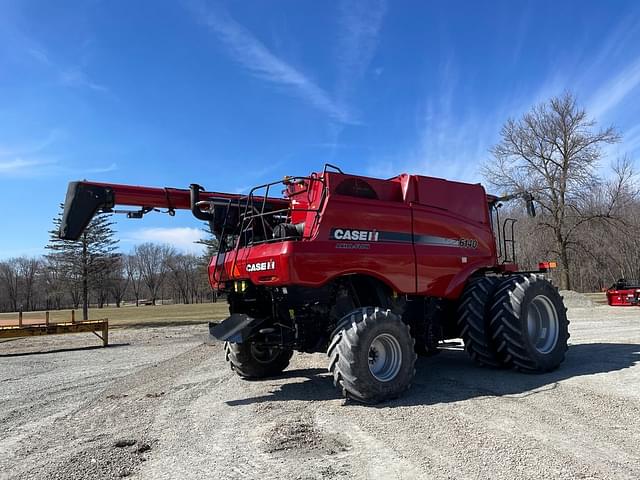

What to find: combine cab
left=59, top=164, right=569, bottom=403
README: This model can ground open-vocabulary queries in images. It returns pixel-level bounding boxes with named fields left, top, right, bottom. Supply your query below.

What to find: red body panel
left=207, top=171, right=503, bottom=300
left=606, top=288, right=640, bottom=306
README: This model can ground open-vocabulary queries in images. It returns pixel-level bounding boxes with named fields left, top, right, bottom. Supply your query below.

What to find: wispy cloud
left=588, top=56, right=640, bottom=119
left=194, top=3, right=354, bottom=124
left=0, top=158, right=56, bottom=175
left=127, top=227, right=205, bottom=254
left=26, top=47, right=52, bottom=66
left=0, top=129, right=64, bottom=157
left=0, top=157, right=116, bottom=178
left=0, top=131, right=61, bottom=177
left=59, top=68, right=108, bottom=93
left=326, top=0, right=386, bottom=153
left=367, top=57, right=552, bottom=183
left=0, top=131, right=118, bottom=178
left=387, top=58, right=501, bottom=182
left=335, top=0, right=386, bottom=101
left=620, top=124, right=640, bottom=156
left=86, top=162, right=118, bottom=174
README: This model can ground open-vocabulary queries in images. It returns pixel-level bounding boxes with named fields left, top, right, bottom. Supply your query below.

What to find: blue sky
left=1, top=0, right=640, bottom=258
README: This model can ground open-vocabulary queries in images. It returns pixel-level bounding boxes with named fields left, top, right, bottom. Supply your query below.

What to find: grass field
left=0, top=302, right=230, bottom=328
left=0, top=292, right=610, bottom=328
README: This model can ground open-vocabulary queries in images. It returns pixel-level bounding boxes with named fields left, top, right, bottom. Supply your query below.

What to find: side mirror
left=525, top=193, right=536, bottom=218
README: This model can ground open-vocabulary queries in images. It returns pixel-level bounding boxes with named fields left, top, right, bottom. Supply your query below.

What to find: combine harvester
left=59, top=164, right=569, bottom=403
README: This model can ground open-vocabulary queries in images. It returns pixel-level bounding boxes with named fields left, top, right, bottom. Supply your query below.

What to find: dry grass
left=0, top=302, right=230, bottom=329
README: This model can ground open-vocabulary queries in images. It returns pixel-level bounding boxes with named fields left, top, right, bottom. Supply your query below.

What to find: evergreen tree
left=197, top=222, right=220, bottom=258
left=46, top=204, right=119, bottom=320
left=197, top=222, right=220, bottom=302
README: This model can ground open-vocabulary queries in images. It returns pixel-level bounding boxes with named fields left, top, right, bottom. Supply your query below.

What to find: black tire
left=224, top=341, right=293, bottom=379
left=456, top=276, right=503, bottom=367
left=327, top=307, right=417, bottom=404
left=489, top=274, right=569, bottom=372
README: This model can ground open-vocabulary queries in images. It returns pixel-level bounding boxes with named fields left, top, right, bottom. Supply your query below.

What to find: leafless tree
left=0, top=257, right=42, bottom=311
left=42, top=258, right=65, bottom=310
left=483, top=92, right=623, bottom=289
left=124, top=255, right=143, bottom=306
left=0, top=259, right=20, bottom=312
left=16, top=257, right=39, bottom=311
left=109, top=256, right=129, bottom=307
left=167, top=253, right=200, bottom=304
left=133, top=243, right=176, bottom=305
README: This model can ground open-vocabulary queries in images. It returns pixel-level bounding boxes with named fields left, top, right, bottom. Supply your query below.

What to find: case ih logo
left=246, top=260, right=276, bottom=272
left=330, top=228, right=379, bottom=242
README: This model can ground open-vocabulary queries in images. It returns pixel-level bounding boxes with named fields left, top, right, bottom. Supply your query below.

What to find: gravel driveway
left=1, top=305, right=639, bottom=479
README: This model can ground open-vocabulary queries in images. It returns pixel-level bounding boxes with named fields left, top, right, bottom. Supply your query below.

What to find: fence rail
left=0, top=310, right=108, bottom=347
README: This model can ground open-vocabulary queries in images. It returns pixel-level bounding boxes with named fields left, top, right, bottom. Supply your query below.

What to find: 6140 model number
left=458, top=238, right=478, bottom=249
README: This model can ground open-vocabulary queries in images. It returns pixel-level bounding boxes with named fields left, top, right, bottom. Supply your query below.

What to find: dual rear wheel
left=457, top=274, right=569, bottom=372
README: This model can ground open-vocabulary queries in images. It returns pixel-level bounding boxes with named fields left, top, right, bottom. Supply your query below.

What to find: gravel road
left=1, top=305, right=639, bottom=480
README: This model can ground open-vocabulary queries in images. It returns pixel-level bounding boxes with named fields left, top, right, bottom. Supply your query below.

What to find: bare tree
left=17, top=257, right=39, bottom=311
left=109, top=256, right=129, bottom=307
left=134, top=243, right=176, bottom=305
left=42, top=258, right=65, bottom=310
left=483, top=92, right=622, bottom=289
left=0, top=260, right=20, bottom=312
left=124, top=255, right=143, bottom=306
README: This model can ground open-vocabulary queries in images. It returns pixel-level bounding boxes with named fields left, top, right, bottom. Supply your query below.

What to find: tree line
left=0, top=209, right=216, bottom=316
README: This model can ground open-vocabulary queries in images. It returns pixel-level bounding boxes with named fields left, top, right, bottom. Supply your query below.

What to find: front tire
left=224, top=342, right=293, bottom=379
left=489, top=275, right=569, bottom=372
left=328, top=307, right=417, bottom=404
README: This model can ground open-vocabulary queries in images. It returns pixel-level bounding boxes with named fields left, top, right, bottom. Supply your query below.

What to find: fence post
left=103, top=321, right=109, bottom=347
left=18, top=310, right=23, bottom=327
left=45, top=311, right=50, bottom=326
left=71, top=309, right=75, bottom=324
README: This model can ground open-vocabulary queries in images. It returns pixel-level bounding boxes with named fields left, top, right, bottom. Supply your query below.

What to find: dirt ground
left=1, top=304, right=639, bottom=480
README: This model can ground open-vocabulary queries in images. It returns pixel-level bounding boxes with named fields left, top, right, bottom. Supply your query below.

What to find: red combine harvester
left=59, top=164, right=569, bottom=403
left=606, top=280, right=640, bottom=306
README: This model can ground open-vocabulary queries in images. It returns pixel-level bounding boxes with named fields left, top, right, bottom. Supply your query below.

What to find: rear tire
left=224, top=341, right=293, bottom=379
left=489, top=274, right=569, bottom=372
left=328, top=307, right=417, bottom=404
left=457, top=276, right=504, bottom=367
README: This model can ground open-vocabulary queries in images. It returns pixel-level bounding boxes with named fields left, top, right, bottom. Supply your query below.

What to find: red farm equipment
left=606, top=279, right=640, bottom=306
left=59, top=164, right=569, bottom=403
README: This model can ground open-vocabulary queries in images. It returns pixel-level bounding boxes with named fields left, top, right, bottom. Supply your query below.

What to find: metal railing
left=211, top=175, right=328, bottom=283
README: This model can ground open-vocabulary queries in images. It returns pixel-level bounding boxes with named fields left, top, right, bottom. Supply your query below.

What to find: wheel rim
left=368, top=333, right=403, bottom=382
left=527, top=295, right=559, bottom=354
left=250, top=343, right=279, bottom=364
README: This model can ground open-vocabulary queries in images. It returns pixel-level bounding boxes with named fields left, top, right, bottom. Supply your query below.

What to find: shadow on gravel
left=226, top=343, right=640, bottom=407
left=382, top=342, right=640, bottom=408
left=226, top=368, right=341, bottom=406
left=0, top=343, right=129, bottom=357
